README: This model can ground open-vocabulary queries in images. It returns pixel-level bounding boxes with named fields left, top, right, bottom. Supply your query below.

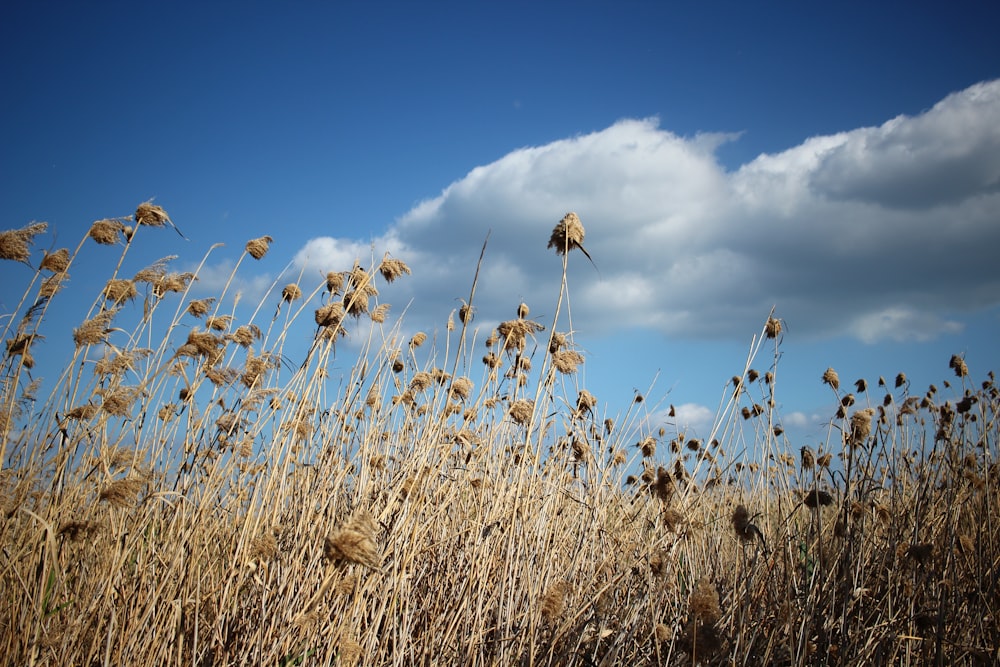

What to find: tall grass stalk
left=1, top=207, right=997, bottom=666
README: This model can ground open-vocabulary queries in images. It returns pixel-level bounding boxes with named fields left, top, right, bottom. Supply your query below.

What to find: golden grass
left=0, top=206, right=998, bottom=666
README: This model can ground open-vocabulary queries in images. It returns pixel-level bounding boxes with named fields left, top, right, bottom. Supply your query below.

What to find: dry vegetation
left=1, top=207, right=998, bottom=666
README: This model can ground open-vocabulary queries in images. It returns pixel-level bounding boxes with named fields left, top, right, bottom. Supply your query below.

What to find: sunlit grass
left=1, top=206, right=997, bottom=665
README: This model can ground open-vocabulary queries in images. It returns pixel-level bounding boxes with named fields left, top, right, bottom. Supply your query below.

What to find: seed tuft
left=379, top=256, right=411, bottom=283
left=0, top=222, right=48, bottom=262
left=134, top=201, right=171, bottom=227
left=547, top=212, right=588, bottom=258
left=822, top=367, right=840, bottom=391
left=324, top=510, right=381, bottom=569
left=245, top=236, right=273, bottom=260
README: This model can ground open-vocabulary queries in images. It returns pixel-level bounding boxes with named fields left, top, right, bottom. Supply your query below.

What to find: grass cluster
left=1, top=206, right=998, bottom=665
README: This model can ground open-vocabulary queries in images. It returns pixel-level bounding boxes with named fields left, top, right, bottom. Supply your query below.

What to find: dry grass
left=1, top=207, right=998, bottom=666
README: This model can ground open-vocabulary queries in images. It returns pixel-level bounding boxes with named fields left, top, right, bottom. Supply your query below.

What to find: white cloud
left=809, top=80, right=1000, bottom=208
left=290, top=79, right=1000, bottom=345
left=783, top=411, right=822, bottom=430
left=670, top=403, right=715, bottom=433
left=849, top=306, right=964, bottom=344
left=189, top=258, right=275, bottom=307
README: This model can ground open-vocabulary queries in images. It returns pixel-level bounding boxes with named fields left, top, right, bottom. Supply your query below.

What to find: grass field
left=1, top=206, right=997, bottom=665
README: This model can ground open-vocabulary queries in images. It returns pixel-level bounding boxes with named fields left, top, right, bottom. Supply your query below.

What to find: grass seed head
left=0, top=222, right=48, bottom=262
left=822, top=367, right=840, bottom=391
left=344, top=290, right=370, bottom=317
left=98, top=477, right=145, bottom=508
left=378, top=256, right=411, bottom=283
left=449, top=376, right=473, bottom=401
left=315, top=301, right=345, bottom=328
left=848, top=408, right=875, bottom=447
left=540, top=581, right=572, bottom=620
left=58, top=520, right=98, bottom=542
left=804, top=489, right=834, bottom=508
left=370, top=302, right=390, bottom=323
left=409, top=371, right=433, bottom=393
left=689, top=577, right=722, bottom=623
left=497, top=318, right=544, bottom=354
left=245, top=235, right=273, bottom=260
left=88, top=219, right=125, bottom=245
left=638, top=436, right=656, bottom=458
left=73, top=309, right=117, bottom=347
left=39, top=247, right=69, bottom=272
left=281, top=283, right=302, bottom=302
left=800, top=446, right=816, bottom=470
left=66, top=403, right=99, bottom=420
left=134, top=200, right=171, bottom=226
left=229, top=324, right=261, bottom=347
left=324, top=510, right=380, bottom=569
left=548, top=331, right=567, bottom=354
left=39, top=271, right=69, bottom=297
left=99, top=386, right=142, bottom=417
left=547, top=212, right=586, bottom=255
left=153, top=272, right=195, bottom=296
left=653, top=466, right=674, bottom=501
left=186, top=298, right=215, bottom=318
left=949, top=354, right=969, bottom=378
left=765, top=316, right=783, bottom=338
left=574, top=389, right=597, bottom=413
left=552, top=349, right=585, bottom=374
left=325, top=270, right=344, bottom=294
left=731, top=504, right=760, bottom=542
left=458, top=301, right=474, bottom=324
left=509, top=399, right=534, bottom=425
left=349, top=264, right=378, bottom=296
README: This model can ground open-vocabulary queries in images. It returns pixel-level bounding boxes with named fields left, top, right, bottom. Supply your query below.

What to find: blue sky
left=3, top=1, right=999, bottom=447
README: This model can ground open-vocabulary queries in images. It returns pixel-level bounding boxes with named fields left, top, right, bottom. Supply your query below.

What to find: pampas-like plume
left=731, top=504, right=765, bottom=547
left=689, top=577, right=721, bottom=624
left=449, top=377, right=474, bottom=401
left=99, top=477, right=145, bottom=508
left=0, top=222, right=48, bottom=262
left=509, top=399, right=534, bottom=425
left=88, top=219, right=125, bottom=245
left=950, top=354, right=969, bottom=378
left=324, top=510, right=381, bottom=569
left=552, top=349, right=585, bottom=374
left=39, top=248, right=69, bottom=272
left=378, top=255, right=411, bottom=283
left=103, top=279, right=137, bottom=304
left=540, top=581, right=572, bottom=620
left=848, top=408, right=875, bottom=447
left=822, top=367, right=840, bottom=391
left=765, top=316, right=783, bottom=338
left=135, top=200, right=185, bottom=238
left=547, top=212, right=593, bottom=264
left=73, top=310, right=118, bottom=347
left=281, top=283, right=302, bottom=302
left=245, top=236, right=273, bottom=260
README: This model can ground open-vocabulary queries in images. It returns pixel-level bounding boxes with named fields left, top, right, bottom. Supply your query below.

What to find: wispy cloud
left=290, top=79, right=1000, bottom=345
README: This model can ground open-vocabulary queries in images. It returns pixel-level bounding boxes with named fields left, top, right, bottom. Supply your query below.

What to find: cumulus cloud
left=670, top=403, right=715, bottom=433
left=782, top=411, right=823, bottom=430
left=292, top=79, right=1000, bottom=345
left=810, top=80, right=1000, bottom=208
